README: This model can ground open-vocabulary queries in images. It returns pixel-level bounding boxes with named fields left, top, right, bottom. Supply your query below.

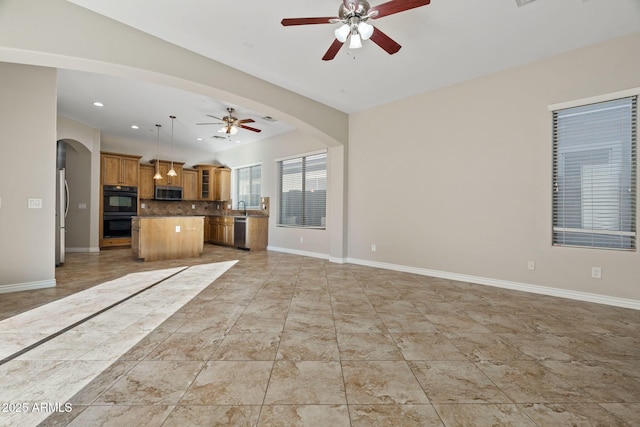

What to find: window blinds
left=552, top=96, right=637, bottom=250
left=278, top=152, right=327, bottom=228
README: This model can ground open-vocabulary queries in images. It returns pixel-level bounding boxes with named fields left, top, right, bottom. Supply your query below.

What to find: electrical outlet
left=371, top=244, right=377, bottom=252
left=592, top=267, right=602, bottom=279
left=175, top=225, right=181, bottom=233
left=28, top=198, right=42, bottom=209
left=527, top=260, right=535, bottom=271
left=299, top=237, right=304, bottom=243
left=192, top=204, right=196, bottom=209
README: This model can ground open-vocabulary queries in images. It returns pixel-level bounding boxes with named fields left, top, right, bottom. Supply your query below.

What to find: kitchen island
left=131, top=216, right=204, bottom=261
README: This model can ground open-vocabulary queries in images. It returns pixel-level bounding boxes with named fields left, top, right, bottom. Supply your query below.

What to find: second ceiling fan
left=197, top=108, right=262, bottom=135
left=281, top=0, right=431, bottom=61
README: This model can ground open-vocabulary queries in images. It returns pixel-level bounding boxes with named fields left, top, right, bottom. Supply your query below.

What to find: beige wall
left=0, top=63, right=57, bottom=291
left=348, top=33, right=640, bottom=302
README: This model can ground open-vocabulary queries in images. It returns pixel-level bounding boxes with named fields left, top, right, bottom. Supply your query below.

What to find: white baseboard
left=267, top=246, right=329, bottom=260
left=347, top=257, right=640, bottom=311
left=0, top=279, right=56, bottom=294
left=66, top=247, right=100, bottom=253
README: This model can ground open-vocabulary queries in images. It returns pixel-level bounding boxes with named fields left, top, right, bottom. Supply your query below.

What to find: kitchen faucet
left=238, top=200, right=247, bottom=216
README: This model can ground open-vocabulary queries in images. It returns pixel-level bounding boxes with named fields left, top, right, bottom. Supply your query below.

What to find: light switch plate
left=175, top=225, right=181, bottom=233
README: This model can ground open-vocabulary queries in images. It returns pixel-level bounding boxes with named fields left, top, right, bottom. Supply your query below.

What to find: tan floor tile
left=349, top=404, right=444, bottom=427
left=163, top=405, right=261, bottom=427
left=276, top=329, right=340, bottom=361
left=180, top=361, right=272, bottom=405
left=94, top=360, right=205, bottom=405
left=342, top=361, right=429, bottom=404
left=66, top=404, right=173, bottom=427
left=519, top=403, right=632, bottom=426
left=144, top=332, right=224, bottom=361
left=211, top=332, right=280, bottom=360
left=476, top=360, right=591, bottom=403
left=542, top=360, right=640, bottom=403
left=258, top=405, right=350, bottom=426
left=264, top=361, right=345, bottom=405
left=337, top=332, right=404, bottom=361
left=447, top=332, right=533, bottom=362
left=391, top=332, right=467, bottom=361
left=598, top=403, right=640, bottom=424
left=433, top=403, right=537, bottom=426
left=409, top=361, right=512, bottom=404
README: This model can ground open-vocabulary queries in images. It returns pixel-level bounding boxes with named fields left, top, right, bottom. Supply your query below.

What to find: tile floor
left=1, top=245, right=639, bottom=426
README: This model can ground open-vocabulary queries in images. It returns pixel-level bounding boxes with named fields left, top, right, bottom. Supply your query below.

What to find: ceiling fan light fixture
left=357, top=21, right=373, bottom=40
left=349, top=32, right=362, bottom=49
left=335, top=23, right=350, bottom=42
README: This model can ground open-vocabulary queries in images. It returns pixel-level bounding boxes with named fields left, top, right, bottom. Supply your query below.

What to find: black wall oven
left=103, top=185, right=137, bottom=238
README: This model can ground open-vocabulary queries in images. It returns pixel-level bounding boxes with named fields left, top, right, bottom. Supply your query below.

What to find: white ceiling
left=60, top=0, right=640, bottom=152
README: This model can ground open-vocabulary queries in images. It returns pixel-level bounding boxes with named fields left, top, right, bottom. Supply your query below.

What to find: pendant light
left=153, top=124, right=163, bottom=180
left=167, top=115, right=177, bottom=177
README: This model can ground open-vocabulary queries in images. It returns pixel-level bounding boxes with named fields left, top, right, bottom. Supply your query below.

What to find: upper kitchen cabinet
left=214, top=167, right=231, bottom=202
left=149, top=159, right=184, bottom=187
left=183, top=168, right=198, bottom=201
left=195, top=165, right=231, bottom=201
left=139, top=164, right=155, bottom=199
left=101, top=152, right=141, bottom=186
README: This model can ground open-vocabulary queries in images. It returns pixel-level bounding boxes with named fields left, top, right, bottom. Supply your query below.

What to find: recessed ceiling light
left=130, top=125, right=139, bottom=129
left=92, top=101, right=104, bottom=107
left=196, top=137, right=203, bottom=141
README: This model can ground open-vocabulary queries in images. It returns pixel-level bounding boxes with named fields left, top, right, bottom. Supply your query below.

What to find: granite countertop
left=133, top=215, right=206, bottom=219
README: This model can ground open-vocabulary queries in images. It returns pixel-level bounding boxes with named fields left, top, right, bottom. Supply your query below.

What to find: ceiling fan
left=281, top=0, right=431, bottom=61
left=197, top=107, right=262, bottom=135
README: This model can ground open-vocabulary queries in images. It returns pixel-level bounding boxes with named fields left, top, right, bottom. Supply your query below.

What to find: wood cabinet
left=246, top=216, right=269, bottom=250
left=215, top=167, right=231, bottom=201
left=183, top=169, right=198, bottom=201
left=139, top=164, right=155, bottom=199
left=196, top=165, right=231, bottom=201
left=132, top=216, right=204, bottom=262
left=150, top=160, right=184, bottom=187
left=101, top=152, right=141, bottom=186
left=208, top=216, right=234, bottom=245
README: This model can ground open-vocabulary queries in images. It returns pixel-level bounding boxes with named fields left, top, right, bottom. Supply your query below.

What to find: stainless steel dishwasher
left=234, top=216, right=248, bottom=249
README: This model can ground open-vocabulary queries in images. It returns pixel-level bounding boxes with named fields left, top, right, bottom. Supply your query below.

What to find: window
left=552, top=96, right=637, bottom=250
left=278, top=151, right=327, bottom=229
left=234, top=164, right=261, bottom=209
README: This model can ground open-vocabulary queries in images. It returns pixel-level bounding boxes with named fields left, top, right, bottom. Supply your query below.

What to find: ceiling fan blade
left=206, top=114, right=225, bottom=121
left=237, top=118, right=255, bottom=124
left=370, top=27, right=401, bottom=55
left=196, top=122, right=224, bottom=125
left=371, top=0, right=430, bottom=19
left=281, top=17, right=336, bottom=26
left=322, top=39, right=344, bottom=61
left=239, top=124, right=262, bottom=133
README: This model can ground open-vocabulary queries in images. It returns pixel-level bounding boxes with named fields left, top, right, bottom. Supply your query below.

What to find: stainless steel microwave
left=155, top=185, right=183, bottom=200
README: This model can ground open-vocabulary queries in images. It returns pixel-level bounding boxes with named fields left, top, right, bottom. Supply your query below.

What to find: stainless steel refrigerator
left=55, top=168, right=68, bottom=266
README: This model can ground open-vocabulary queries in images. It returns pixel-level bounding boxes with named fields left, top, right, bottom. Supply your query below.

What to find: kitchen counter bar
left=131, top=216, right=204, bottom=261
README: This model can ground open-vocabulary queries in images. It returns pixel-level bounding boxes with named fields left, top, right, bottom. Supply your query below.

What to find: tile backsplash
left=139, top=197, right=270, bottom=217
left=138, top=200, right=221, bottom=216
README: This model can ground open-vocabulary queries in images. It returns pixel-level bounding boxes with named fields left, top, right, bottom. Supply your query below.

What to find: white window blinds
left=234, top=164, right=261, bottom=209
left=552, top=96, right=637, bottom=250
left=278, top=152, right=327, bottom=229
